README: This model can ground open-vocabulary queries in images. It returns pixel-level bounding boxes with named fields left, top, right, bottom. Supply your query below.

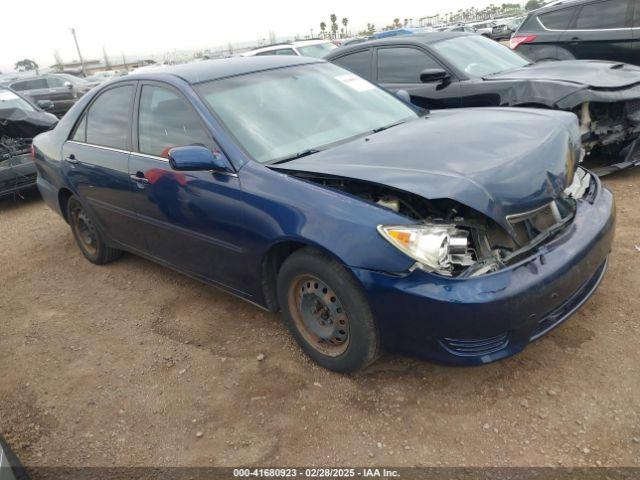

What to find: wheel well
left=261, top=241, right=307, bottom=312
left=58, top=188, right=73, bottom=223
left=261, top=241, right=352, bottom=312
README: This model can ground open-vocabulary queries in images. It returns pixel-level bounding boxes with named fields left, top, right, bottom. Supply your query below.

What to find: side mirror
left=64, top=81, right=73, bottom=89
left=420, top=68, right=451, bottom=84
left=168, top=145, right=232, bottom=173
left=37, top=99, right=54, bottom=111
left=395, top=89, right=411, bottom=103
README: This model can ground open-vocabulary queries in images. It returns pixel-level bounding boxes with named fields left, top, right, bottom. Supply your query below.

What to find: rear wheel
left=67, top=196, right=122, bottom=265
left=277, top=248, right=380, bottom=373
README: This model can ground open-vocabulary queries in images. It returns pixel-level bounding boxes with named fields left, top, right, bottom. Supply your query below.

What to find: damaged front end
left=574, top=99, right=640, bottom=176
left=286, top=169, right=594, bottom=278
left=0, top=90, right=58, bottom=197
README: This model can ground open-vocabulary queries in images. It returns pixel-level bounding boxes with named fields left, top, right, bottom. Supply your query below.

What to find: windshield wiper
left=269, top=149, right=321, bottom=165
left=371, top=120, right=406, bottom=134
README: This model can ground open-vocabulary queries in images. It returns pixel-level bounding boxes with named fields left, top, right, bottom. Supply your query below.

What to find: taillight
left=30, top=145, right=36, bottom=160
left=510, top=35, right=537, bottom=50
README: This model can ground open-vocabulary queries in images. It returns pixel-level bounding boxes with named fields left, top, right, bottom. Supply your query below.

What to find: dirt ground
left=1, top=169, right=639, bottom=469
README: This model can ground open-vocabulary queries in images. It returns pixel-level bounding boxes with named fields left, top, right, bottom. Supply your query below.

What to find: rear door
left=128, top=82, right=245, bottom=287
left=561, top=0, right=634, bottom=63
left=374, top=46, right=461, bottom=109
left=62, top=83, right=144, bottom=249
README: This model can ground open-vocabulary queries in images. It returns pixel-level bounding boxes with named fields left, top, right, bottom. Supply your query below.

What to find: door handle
left=65, top=154, right=79, bottom=164
left=130, top=173, right=149, bottom=184
left=569, top=37, right=581, bottom=44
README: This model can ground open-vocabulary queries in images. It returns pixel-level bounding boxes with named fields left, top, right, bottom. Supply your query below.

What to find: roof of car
left=531, top=0, right=586, bottom=13
left=325, top=32, right=471, bottom=58
left=124, top=56, right=325, bottom=85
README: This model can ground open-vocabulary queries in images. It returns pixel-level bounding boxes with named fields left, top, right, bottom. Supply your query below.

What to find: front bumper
left=0, top=152, right=37, bottom=198
left=352, top=174, right=615, bottom=365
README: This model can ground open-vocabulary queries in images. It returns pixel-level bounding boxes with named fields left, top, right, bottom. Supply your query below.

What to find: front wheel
left=67, top=196, right=122, bottom=265
left=277, top=248, right=380, bottom=373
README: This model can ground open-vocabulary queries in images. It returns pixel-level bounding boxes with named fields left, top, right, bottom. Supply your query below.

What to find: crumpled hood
left=0, top=108, right=59, bottom=139
left=487, top=60, right=640, bottom=90
left=272, top=108, right=581, bottom=234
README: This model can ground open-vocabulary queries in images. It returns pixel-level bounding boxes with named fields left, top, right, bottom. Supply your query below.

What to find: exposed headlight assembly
left=377, top=224, right=475, bottom=275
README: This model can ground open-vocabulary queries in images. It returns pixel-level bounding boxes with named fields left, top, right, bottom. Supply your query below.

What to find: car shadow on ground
left=0, top=188, right=42, bottom=212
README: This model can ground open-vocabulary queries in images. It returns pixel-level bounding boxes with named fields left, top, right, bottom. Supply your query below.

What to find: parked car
left=53, top=73, right=100, bottom=94
left=0, top=86, right=58, bottom=197
left=368, top=27, right=433, bottom=40
left=84, top=70, right=124, bottom=84
left=326, top=32, right=640, bottom=175
left=241, top=39, right=337, bottom=58
left=443, top=25, right=478, bottom=34
left=1, top=74, right=81, bottom=117
left=339, top=37, right=368, bottom=48
left=491, top=16, right=525, bottom=40
left=511, top=0, right=639, bottom=65
left=466, top=20, right=496, bottom=37
left=33, top=57, right=614, bottom=372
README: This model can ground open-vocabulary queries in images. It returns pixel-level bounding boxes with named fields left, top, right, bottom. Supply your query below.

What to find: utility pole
left=70, top=28, right=86, bottom=76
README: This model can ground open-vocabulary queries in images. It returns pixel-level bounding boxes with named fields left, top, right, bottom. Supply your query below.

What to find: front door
left=62, top=83, right=144, bottom=250
left=375, top=46, right=461, bottom=110
left=128, top=83, right=245, bottom=289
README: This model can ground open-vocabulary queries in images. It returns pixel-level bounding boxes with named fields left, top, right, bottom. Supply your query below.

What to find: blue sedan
left=32, top=56, right=615, bottom=372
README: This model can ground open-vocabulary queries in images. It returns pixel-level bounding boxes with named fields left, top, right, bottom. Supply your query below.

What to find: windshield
left=0, top=89, right=36, bottom=112
left=296, top=42, right=338, bottom=58
left=196, top=63, right=417, bottom=163
left=431, top=35, right=530, bottom=77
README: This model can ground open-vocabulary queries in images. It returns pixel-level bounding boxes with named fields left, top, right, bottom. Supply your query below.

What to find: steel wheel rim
left=71, top=205, right=98, bottom=256
left=288, top=275, right=350, bottom=357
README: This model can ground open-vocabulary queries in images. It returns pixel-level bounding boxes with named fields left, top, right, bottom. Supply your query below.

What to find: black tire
left=277, top=248, right=380, bottom=373
left=67, top=196, right=122, bottom=265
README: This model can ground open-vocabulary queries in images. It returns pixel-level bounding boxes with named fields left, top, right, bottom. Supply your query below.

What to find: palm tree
left=393, top=18, right=401, bottom=29
left=330, top=14, right=338, bottom=39
left=342, top=17, right=348, bottom=37
left=14, top=59, right=39, bottom=72
left=320, top=21, right=326, bottom=38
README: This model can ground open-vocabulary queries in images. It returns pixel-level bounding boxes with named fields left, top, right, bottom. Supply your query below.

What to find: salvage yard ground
left=1, top=169, right=639, bottom=468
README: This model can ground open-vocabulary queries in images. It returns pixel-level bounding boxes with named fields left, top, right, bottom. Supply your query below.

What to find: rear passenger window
left=85, top=85, right=134, bottom=150
left=333, top=50, right=372, bottom=79
left=538, top=7, right=578, bottom=29
left=137, top=85, right=212, bottom=158
left=377, top=48, right=441, bottom=84
left=574, top=0, right=630, bottom=29
left=11, top=78, right=47, bottom=91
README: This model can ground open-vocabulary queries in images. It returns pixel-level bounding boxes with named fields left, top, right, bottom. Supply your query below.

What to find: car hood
left=272, top=108, right=580, bottom=235
left=486, top=60, right=640, bottom=89
left=0, top=108, right=59, bottom=139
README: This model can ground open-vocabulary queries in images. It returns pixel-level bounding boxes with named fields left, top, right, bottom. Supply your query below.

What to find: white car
left=241, top=39, right=337, bottom=59
left=466, top=20, right=497, bottom=37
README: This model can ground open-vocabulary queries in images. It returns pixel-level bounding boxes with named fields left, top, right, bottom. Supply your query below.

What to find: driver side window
left=137, top=85, right=213, bottom=158
left=377, top=47, right=442, bottom=83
